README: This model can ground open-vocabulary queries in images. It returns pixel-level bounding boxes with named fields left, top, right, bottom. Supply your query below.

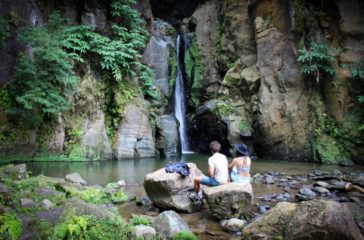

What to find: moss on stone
left=293, top=0, right=305, bottom=34
left=315, top=134, right=342, bottom=164
left=168, top=50, right=178, bottom=89
left=185, top=38, right=202, bottom=107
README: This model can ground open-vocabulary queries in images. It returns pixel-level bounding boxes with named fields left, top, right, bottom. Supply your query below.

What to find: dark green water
left=26, top=154, right=363, bottom=186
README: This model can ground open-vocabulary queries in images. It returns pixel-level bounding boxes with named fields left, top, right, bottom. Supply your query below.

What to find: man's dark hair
left=209, top=141, right=221, bottom=153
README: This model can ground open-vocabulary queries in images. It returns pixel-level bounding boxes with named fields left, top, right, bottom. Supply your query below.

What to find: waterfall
left=174, top=35, right=190, bottom=153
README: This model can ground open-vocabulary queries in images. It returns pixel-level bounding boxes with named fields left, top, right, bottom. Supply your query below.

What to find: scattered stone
left=314, top=186, right=330, bottom=194
left=0, top=183, right=8, bottom=193
left=134, top=225, right=156, bottom=240
left=263, top=195, right=272, bottom=202
left=244, top=199, right=363, bottom=240
left=64, top=199, right=114, bottom=218
left=315, top=181, right=330, bottom=188
left=65, top=173, right=87, bottom=185
left=283, top=193, right=291, bottom=199
left=296, top=194, right=315, bottom=201
left=276, top=194, right=286, bottom=202
left=37, top=188, right=63, bottom=199
left=283, top=186, right=291, bottom=192
left=299, top=187, right=316, bottom=197
left=153, top=210, right=191, bottom=239
left=136, top=196, right=154, bottom=208
left=117, top=179, right=126, bottom=187
left=339, top=160, right=355, bottom=167
left=125, top=192, right=136, bottom=201
left=40, top=199, right=54, bottom=210
left=37, top=208, right=64, bottom=224
left=220, top=218, right=247, bottom=232
left=204, top=183, right=253, bottom=219
left=258, top=205, right=270, bottom=214
left=264, top=176, right=275, bottom=184
left=20, top=198, right=36, bottom=208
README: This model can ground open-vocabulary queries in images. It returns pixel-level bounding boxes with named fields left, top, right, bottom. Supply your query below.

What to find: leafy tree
left=297, top=41, right=339, bottom=83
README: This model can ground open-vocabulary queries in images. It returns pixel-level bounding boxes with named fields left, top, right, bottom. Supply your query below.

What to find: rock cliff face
left=184, top=0, right=363, bottom=162
left=0, top=0, right=363, bottom=162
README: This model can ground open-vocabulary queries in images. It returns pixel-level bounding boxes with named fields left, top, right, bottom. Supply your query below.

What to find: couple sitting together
left=187, top=141, right=251, bottom=201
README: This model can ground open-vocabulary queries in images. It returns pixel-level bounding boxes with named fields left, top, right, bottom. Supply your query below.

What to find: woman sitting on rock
left=229, top=143, right=251, bottom=185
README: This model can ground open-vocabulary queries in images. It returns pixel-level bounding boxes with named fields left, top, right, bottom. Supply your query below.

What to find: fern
left=0, top=213, right=23, bottom=240
left=297, top=41, right=339, bottom=83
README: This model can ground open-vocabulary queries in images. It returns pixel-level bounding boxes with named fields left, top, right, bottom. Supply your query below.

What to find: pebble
left=258, top=205, right=270, bottom=214
left=283, top=187, right=291, bottom=192
left=314, top=186, right=330, bottom=194
left=40, top=199, right=54, bottom=210
left=220, top=218, right=247, bottom=232
left=314, top=181, right=330, bottom=188
left=299, top=188, right=316, bottom=197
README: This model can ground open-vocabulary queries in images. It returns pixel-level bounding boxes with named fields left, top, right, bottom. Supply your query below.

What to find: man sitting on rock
left=187, top=141, right=229, bottom=201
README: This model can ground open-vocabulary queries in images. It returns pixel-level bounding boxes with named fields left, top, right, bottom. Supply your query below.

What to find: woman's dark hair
left=209, top=141, right=221, bottom=153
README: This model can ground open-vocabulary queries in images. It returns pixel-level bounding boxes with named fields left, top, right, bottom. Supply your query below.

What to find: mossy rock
left=315, top=135, right=343, bottom=164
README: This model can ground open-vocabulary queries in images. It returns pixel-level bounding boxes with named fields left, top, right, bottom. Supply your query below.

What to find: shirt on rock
left=208, top=153, right=228, bottom=184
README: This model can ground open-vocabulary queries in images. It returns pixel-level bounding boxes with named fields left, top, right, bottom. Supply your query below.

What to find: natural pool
left=25, top=154, right=363, bottom=240
left=26, top=153, right=362, bottom=186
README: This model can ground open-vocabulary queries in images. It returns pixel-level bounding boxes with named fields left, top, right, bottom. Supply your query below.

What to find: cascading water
left=174, top=35, right=190, bottom=153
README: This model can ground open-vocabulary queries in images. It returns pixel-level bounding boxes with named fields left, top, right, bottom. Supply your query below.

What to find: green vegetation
left=215, top=102, right=234, bottom=117
left=0, top=213, right=23, bottom=240
left=171, top=231, right=197, bottom=240
left=169, top=50, right=178, bottom=89
left=185, top=38, right=202, bottom=107
left=297, top=41, right=339, bottom=83
left=46, top=213, right=134, bottom=240
left=0, top=164, right=139, bottom=239
left=129, top=214, right=152, bottom=226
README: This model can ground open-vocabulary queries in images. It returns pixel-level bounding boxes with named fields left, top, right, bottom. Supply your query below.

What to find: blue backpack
left=165, top=162, right=190, bottom=177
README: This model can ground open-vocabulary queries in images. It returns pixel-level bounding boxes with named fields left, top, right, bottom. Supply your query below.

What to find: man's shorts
left=200, top=176, right=219, bottom=186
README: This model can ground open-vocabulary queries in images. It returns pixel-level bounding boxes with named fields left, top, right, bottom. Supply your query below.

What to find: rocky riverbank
left=2, top=163, right=363, bottom=240
left=0, top=164, right=197, bottom=240
left=141, top=164, right=364, bottom=239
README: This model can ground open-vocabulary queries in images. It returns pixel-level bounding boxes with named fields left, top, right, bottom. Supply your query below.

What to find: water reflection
left=26, top=154, right=363, bottom=186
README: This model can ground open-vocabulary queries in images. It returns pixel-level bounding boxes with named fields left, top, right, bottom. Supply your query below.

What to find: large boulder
left=203, top=182, right=253, bottom=219
left=144, top=163, right=203, bottom=212
left=244, top=199, right=364, bottom=240
left=153, top=210, right=192, bottom=240
left=114, top=103, right=156, bottom=159
left=156, top=115, right=179, bottom=157
left=0, top=164, right=27, bottom=180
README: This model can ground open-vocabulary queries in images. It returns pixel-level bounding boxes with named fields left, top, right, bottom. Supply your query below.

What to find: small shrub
left=0, top=213, right=23, bottom=240
left=129, top=214, right=152, bottom=226
left=297, top=41, right=339, bottom=83
left=171, top=231, right=197, bottom=240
